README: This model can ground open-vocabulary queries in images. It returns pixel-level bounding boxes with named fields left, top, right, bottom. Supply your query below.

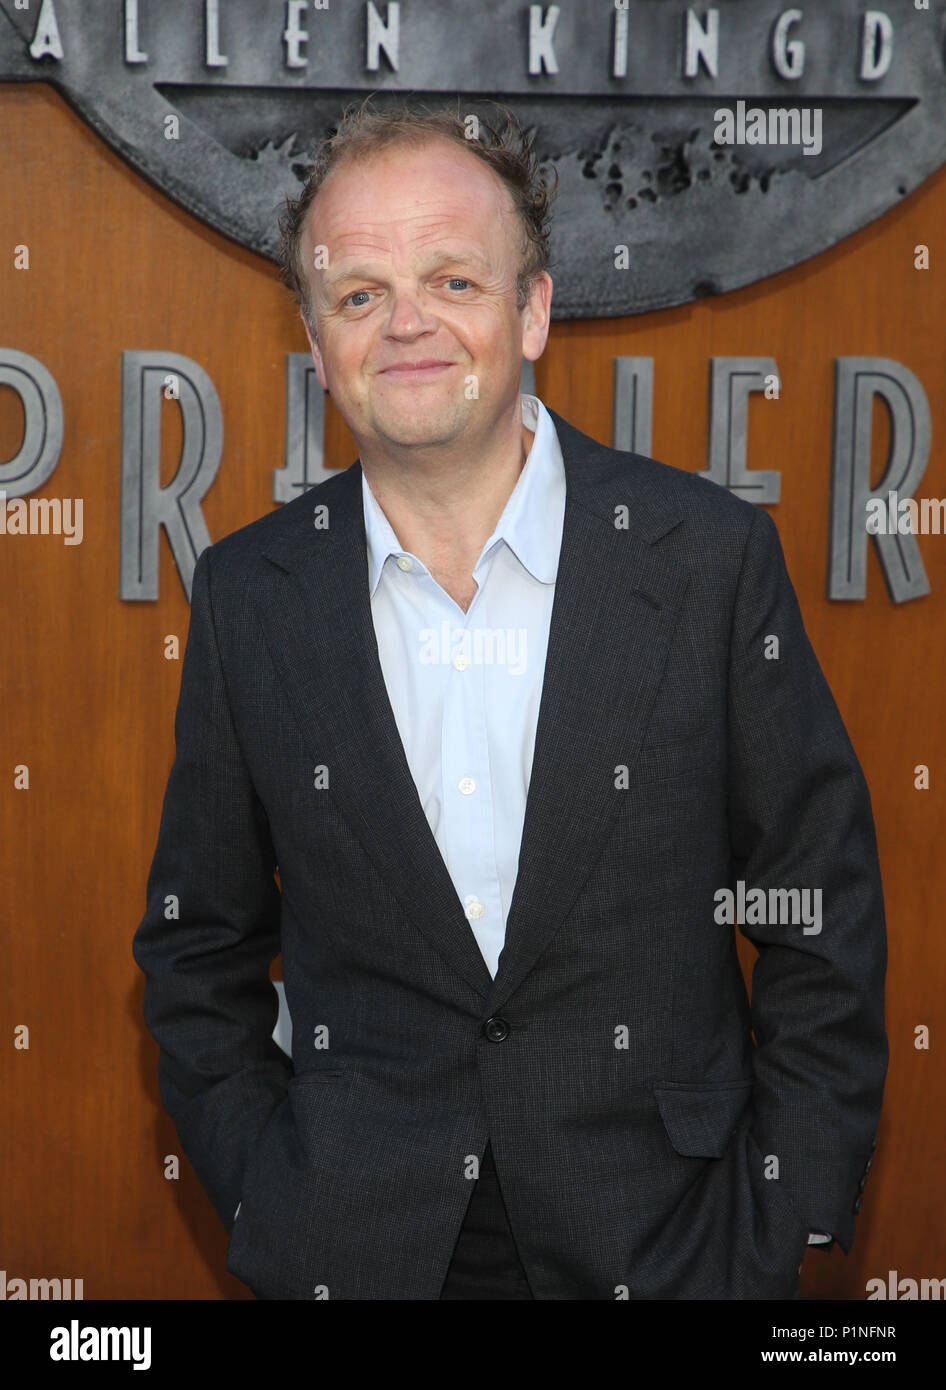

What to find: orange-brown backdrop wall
left=1, top=85, right=943, bottom=1299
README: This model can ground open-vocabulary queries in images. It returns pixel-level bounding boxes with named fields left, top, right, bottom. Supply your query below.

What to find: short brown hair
left=276, top=97, right=557, bottom=337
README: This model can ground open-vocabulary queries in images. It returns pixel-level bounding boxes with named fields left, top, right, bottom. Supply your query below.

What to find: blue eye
left=346, top=291, right=371, bottom=307
left=446, top=278, right=471, bottom=291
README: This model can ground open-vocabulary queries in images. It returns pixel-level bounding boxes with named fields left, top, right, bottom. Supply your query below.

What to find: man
left=132, top=103, right=887, bottom=1300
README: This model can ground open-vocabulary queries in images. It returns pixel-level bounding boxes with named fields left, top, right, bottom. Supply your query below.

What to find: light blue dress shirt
left=362, top=393, right=566, bottom=979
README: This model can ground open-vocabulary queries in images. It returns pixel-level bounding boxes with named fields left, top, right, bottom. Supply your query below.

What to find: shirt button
left=452, top=652, right=470, bottom=671
left=396, top=555, right=413, bottom=571
left=465, top=898, right=485, bottom=920
left=458, top=776, right=476, bottom=795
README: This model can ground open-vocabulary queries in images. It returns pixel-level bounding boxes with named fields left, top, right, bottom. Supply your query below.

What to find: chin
left=382, top=427, right=459, bottom=450
left=373, top=405, right=466, bottom=448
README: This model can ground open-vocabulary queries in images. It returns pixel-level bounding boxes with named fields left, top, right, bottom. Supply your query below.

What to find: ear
left=521, top=272, right=553, bottom=363
left=301, top=311, right=328, bottom=392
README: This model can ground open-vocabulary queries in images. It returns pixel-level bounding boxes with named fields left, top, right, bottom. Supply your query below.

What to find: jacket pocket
left=652, top=1079, right=753, bottom=1158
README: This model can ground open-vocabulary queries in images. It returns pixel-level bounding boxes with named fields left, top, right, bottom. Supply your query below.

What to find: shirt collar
left=361, top=393, right=565, bottom=597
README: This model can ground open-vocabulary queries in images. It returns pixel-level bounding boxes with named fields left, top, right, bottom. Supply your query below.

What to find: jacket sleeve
left=132, top=544, right=292, bottom=1229
left=726, top=505, right=888, bottom=1254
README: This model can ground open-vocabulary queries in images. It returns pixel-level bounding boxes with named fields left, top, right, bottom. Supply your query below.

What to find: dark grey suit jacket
left=132, top=408, right=888, bottom=1300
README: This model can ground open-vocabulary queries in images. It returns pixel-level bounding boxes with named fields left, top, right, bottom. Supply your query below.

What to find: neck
left=360, top=406, right=534, bottom=571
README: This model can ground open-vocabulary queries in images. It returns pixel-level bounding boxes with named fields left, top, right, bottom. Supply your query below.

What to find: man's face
left=298, top=137, right=552, bottom=456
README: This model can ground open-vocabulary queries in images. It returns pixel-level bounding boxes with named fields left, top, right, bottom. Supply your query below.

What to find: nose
left=384, top=280, right=437, bottom=338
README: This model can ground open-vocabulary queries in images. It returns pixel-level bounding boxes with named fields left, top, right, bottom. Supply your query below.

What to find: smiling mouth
left=378, top=362, right=456, bottom=381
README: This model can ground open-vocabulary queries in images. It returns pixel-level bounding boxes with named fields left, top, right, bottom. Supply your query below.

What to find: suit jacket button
left=483, top=1017, right=509, bottom=1042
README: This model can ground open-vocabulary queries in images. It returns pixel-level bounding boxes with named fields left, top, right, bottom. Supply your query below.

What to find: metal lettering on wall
left=120, top=352, right=223, bottom=601
left=0, top=347, right=933, bottom=604
left=1, top=1, right=945, bottom=317
left=1, top=3, right=942, bottom=605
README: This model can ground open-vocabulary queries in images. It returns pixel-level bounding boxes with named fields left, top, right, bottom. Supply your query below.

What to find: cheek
left=447, top=309, right=517, bottom=363
left=323, top=338, right=369, bottom=399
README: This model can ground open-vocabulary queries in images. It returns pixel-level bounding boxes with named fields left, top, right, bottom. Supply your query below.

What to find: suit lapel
left=487, top=412, right=690, bottom=1009
left=255, top=461, right=495, bottom=999
left=255, top=410, right=689, bottom=1007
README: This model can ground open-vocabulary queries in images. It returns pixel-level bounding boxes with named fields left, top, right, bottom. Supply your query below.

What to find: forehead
left=303, top=137, right=519, bottom=262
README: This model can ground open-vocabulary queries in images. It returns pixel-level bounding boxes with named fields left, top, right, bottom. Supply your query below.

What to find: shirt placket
left=440, top=565, right=504, bottom=978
